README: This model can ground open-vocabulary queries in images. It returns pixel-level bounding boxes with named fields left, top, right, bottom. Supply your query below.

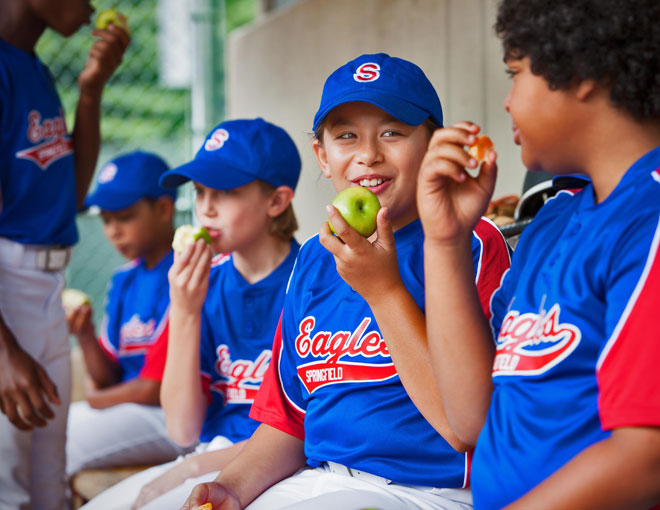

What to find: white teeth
left=358, top=178, right=384, bottom=187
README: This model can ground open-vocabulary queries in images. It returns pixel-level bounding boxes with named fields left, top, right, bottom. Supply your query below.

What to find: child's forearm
left=184, top=440, right=247, bottom=478
left=214, top=424, right=306, bottom=508
left=160, top=307, right=207, bottom=447
left=505, top=427, right=660, bottom=509
left=367, top=283, right=472, bottom=451
left=76, top=330, right=121, bottom=388
left=424, top=236, right=494, bottom=445
left=85, top=377, right=160, bottom=409
left=72, top=87, right=102, bottom=209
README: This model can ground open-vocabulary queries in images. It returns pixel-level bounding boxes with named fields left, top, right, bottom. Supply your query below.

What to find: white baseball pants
left=247, top=463, right=473, bottom=510
left=67, top=401, right=193, bottom=475
left=0, top=240, right=70, bottom=510
left=80, top=436, right=233, bottom=510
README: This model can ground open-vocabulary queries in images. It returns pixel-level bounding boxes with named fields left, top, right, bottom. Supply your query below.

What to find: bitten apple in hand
left=329, top=187, right=381, bottom=238
left=172, top=225, right=212, bottom=253
left=62, top=289, right=92, bottom=316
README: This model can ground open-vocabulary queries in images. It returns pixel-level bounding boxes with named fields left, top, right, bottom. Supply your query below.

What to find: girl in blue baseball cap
left=182, top=53, right=511, bottom=510
left=80, top=118, right=301, bottom=510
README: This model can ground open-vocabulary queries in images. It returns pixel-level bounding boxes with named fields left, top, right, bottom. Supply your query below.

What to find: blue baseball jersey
left=472, top=146, right=660, bottom=509
left=198, top=240, right=300, bottom=443
left=251, top=219, right=510, bottom=487
left=0, top=38, right=77, bottom=246
left=98, top=251, right=173, bottom=382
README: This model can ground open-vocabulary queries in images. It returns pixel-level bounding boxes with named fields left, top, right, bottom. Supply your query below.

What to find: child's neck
left=232, top=234, right=292, bottom=285
left=142, top=230, right=175, bottom=270
left=581, top=113, right=660, bottom=203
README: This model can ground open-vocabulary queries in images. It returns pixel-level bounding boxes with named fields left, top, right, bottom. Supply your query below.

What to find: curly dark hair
left=495, top=0, right=660, bottom=120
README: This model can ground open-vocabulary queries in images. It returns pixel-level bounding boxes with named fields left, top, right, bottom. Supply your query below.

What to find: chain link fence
left=34, top=0, right=256, bottom=326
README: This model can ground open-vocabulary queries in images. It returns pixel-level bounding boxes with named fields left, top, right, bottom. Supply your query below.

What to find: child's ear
left=576, top=80, right=597, bottom=102
left=312, top=138, right=332, bottom=179
left=267, top=186, right=294, bottom=218
left=155, top=196, right=175, bottom=222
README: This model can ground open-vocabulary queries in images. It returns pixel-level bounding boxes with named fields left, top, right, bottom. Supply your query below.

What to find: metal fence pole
left=190, top=0, right=225, bottom=152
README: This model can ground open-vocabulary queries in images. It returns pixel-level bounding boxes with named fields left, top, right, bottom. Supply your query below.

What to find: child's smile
left=314, top=101, right=431, bottom=231
left=353, top=173, right=392, bottom=194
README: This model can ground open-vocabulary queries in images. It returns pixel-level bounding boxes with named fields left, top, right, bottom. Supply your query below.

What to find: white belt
left=0, top=237, right=72, bottom=272
left=324, top=461, right=391, bottom=485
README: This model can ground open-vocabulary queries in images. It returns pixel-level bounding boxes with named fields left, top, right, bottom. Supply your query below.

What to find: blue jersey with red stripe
left=199, top=240, right=300, bottom=443
left=251, top=219, right=510, bottom=487
left=472, top=146, right=660, bottom=509
left=0, top=38, right=77, bottom=246
left=99, top=251, right=173, bottom=382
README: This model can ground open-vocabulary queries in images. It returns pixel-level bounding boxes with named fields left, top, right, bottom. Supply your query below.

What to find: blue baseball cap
left=159, top=118, right=301, bottom=191
left=313, top=53, right=443, bottom=132
left=84, top=151, right=176, bottom=211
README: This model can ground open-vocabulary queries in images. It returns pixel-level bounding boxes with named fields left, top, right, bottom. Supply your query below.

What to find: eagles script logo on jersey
left=210, top=345, right=271, bottom=404
left=493, top=303, right=582, bottom=376
left=16, top=109, right=73, bottom=170
left=294, top=315, right=397, bottom=393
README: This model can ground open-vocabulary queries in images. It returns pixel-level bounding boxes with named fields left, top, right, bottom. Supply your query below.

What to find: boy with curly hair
left=417, top=0, right=660, bottom=508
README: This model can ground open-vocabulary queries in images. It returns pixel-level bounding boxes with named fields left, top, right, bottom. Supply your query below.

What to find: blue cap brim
left=84, top=189, right=175, bottom=212
left=160, top=159, right=257, bottom=190
left=84, top=189, right=143, bottom=211
left=313, top=91, right=432, bottom=131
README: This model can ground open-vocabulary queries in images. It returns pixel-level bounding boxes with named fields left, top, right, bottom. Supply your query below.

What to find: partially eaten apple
left=62, top=289, right=91, bottom=316
left=172, top=225, right=212, bottom=253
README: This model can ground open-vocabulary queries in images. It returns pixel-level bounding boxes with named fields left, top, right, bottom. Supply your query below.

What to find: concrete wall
left=226, top=0, right=525, bottom=241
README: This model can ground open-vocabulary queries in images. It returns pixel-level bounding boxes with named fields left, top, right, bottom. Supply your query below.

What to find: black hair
left=495, top=0, right=660, bottom=120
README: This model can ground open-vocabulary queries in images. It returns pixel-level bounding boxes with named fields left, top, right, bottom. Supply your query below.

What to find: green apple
left=329, top=186, right=381, bottom=238
left=62, top=288, right=91, bottom=316
left=172, top=225, right=212, bottom=253
left=95, top=9, right=129, bottom=33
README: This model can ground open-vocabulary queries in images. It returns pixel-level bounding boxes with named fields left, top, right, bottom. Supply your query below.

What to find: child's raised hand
left=168, top=239, right=212, bottom=314
left=78, top=25, right=130, bottom=96
left=417, top=122, right=498, bottom=244
left=319, top=205, right=402, bottom=304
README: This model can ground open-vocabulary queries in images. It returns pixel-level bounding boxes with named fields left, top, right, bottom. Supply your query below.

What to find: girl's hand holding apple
left=320, top=204, right=403, bottom=306
left=168, top=239, right=212, bottom=314
left=417, top=121, right=498, bottom=245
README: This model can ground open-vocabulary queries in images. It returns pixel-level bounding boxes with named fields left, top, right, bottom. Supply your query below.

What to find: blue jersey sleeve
left=98, top=274, right=122, bottom=361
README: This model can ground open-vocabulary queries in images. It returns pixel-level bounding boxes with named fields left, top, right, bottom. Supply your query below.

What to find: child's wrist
left=181, top=456, right=200, bottom=479
left=171, top=299, right=204, bottom=316
left=366, top=278, right=406, bottom=309
left=423, top=232, right=473, bottom=251
left=77, top=82, right=104, bottom=105
left=76, top=328, right=97, bottom=344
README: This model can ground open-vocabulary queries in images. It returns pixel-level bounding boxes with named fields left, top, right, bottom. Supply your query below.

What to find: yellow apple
left=95, top=9, right=129, bottom=34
